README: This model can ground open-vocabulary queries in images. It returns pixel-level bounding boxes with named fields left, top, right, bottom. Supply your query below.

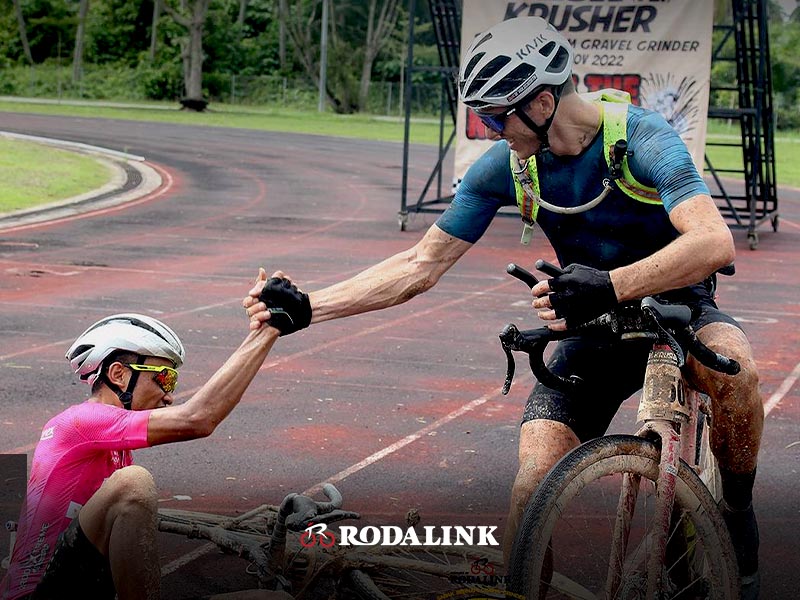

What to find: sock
left=720, top=466, right=756, bottom=511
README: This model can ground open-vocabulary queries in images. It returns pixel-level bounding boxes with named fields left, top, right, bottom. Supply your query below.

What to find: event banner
left=454, top=0, right=714, bottom=184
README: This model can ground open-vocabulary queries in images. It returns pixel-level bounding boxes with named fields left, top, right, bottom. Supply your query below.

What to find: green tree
left=162, top=0, right=211, bottom=107
left=86, top=0, right=153, bottom=64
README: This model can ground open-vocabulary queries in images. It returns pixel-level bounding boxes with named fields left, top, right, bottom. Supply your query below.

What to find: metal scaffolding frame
left=398, top=0, right=460, bottom=231
left=400, top=0, right=779, bottom=247
left=706, top=0, right=778, bottom=249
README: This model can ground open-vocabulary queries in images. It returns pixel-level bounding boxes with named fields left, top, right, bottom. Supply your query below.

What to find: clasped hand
left=243, top=268, right=311, bottom=335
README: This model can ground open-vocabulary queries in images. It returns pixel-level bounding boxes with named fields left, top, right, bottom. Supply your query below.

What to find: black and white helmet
left=66, top=313, right=185, bottom=387
left=459, top=17, right=573, bottom=110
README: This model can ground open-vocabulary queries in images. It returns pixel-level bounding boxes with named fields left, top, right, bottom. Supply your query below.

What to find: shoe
left=718, top=500, right=760, bottom=598
left=739, top=570, right=760, bottom=600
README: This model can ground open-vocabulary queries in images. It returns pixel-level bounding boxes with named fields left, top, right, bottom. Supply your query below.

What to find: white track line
left=160, top=543, right=219, bottom=577
left=301, top=383, right=518, bottom=496
left=764, top=359, right=800, bottom=415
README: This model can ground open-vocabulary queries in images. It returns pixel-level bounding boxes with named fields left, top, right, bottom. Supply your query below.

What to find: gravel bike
left=156, top=483, right=506, bottom=599
left=499, top=261, right=741, bottom=600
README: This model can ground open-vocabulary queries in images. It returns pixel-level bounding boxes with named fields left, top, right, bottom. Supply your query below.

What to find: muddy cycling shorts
left=29, top=518, right=115, bottom=600
left=521, top=298, right=743, bottom=442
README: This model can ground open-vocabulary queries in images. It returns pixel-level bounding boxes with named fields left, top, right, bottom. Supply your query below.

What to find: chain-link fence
left=0, top=64, right=447, bottom=117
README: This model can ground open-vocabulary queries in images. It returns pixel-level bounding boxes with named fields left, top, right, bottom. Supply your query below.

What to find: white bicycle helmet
left=66, top=313, right=185, bottom=388
left=459, top=17, right=573, bottom=110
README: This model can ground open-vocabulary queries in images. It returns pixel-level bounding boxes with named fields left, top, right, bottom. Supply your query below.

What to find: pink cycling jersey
left=1, top=401, right=151, bottom=600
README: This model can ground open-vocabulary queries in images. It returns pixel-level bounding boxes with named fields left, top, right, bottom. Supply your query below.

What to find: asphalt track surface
left=0, top=112, right=798, bottom=598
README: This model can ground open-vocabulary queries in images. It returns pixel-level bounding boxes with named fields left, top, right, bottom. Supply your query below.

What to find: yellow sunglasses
left=127, top=364, right=179, bottom=394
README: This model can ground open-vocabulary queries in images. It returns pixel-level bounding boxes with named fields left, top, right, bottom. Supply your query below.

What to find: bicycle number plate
left=639, top=349, right=692, bottom=421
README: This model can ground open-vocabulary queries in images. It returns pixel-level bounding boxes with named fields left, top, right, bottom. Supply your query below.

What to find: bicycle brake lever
left=499, top=324, right=520, bottom=395
left=502, top=343, right=516, bottom=395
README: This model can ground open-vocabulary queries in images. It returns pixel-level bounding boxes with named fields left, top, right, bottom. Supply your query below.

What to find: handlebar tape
left=506, top=263, right=539, bottom=288
left=534, top=259, right=566, bottom=278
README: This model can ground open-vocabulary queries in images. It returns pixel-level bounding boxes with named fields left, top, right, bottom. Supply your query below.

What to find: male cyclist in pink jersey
left=1, top=270, right=305, bottom=600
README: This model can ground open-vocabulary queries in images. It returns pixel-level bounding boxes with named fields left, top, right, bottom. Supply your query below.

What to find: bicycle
left=156, top=483, right=506, bottom=599
left=498, top=261, right=741, bottom=600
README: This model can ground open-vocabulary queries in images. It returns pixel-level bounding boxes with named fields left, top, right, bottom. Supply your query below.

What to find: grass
left=0, top=138, right=113, bottom=213
left=0, top=99, right=444, bottom=145
left=706, top=121, right=800, bottom=188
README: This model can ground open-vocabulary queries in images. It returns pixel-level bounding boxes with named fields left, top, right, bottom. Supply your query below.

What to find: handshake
left=243, top=269, right=312, bottom=336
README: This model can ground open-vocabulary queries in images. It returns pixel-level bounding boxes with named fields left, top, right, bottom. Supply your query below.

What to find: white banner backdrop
left=454, top=0, right=714, bottom=184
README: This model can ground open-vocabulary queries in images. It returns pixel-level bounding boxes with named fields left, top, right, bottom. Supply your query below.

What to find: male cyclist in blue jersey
left=245, top=17, right=763, bottom=597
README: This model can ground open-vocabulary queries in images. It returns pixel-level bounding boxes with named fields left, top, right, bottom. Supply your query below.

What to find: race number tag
left=520, top=223, right=534, bottom=245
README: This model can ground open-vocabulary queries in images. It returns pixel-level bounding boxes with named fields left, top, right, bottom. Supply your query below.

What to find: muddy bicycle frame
left=611, top=333, right=718, bottom=598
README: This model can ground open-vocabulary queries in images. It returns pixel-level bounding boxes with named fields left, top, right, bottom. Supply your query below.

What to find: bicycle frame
left=607, top=341, right=718, bottom=599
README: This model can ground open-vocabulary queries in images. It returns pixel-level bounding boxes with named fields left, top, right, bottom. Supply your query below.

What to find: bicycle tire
left=695, top=407, right=723, bottom=502
left=342, top=546, right=506, bottom=600
left=346, top=569, right=391, bottom=600
left=507, top=435, right=739, bottom=599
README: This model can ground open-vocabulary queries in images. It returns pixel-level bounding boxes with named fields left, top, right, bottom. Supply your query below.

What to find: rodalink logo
left=449, top=558, right=508, bottom=586
left=300, top=523, right=500, bottom=547
left=299, top=523, right=335, bottom=548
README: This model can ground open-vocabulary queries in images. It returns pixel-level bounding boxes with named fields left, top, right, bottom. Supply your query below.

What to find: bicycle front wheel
left=507, top=435, right=739, bottom=600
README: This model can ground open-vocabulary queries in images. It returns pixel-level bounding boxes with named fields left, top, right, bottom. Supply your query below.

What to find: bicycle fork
left=606, top=345, right=691, bottom=599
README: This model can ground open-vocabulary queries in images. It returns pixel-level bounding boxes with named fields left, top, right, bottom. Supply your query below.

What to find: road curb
left=0, top=132, right=162, bottom=231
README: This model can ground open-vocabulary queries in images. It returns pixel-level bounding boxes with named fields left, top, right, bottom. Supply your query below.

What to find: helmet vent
left=546, top=47, right=571, bottom=73
left=466, top=55, right=511, bottom=98
left=462, top=52, right=485, bottom=81
left=539, top=41, right=556, bottom=57
left=487, top=63, right=536, bottom=98
left=472, top=32, right=493, bottom=51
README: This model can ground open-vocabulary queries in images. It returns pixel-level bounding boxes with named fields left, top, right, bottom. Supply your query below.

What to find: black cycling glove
left=258, top=277, right=312, bottom=336
left=547, top=264, right=618, bottom=328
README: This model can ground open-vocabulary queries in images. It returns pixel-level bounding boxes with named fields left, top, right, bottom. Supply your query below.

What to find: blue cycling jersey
left=436, top=105, right=710, bottom=272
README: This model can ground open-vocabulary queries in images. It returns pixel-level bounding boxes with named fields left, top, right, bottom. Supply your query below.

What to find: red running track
left=0, top=113, right=798, bottom=597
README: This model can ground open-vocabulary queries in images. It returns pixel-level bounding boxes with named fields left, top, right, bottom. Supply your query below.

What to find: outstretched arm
left=245, top=224, right=473, bottom=328
left=146, top=269, right=281, bottom=445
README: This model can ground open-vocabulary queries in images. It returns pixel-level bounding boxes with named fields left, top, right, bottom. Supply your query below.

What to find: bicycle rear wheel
left=343, top=546, right=506, bottom=600
left=507, top=435, right=739, bottom=599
